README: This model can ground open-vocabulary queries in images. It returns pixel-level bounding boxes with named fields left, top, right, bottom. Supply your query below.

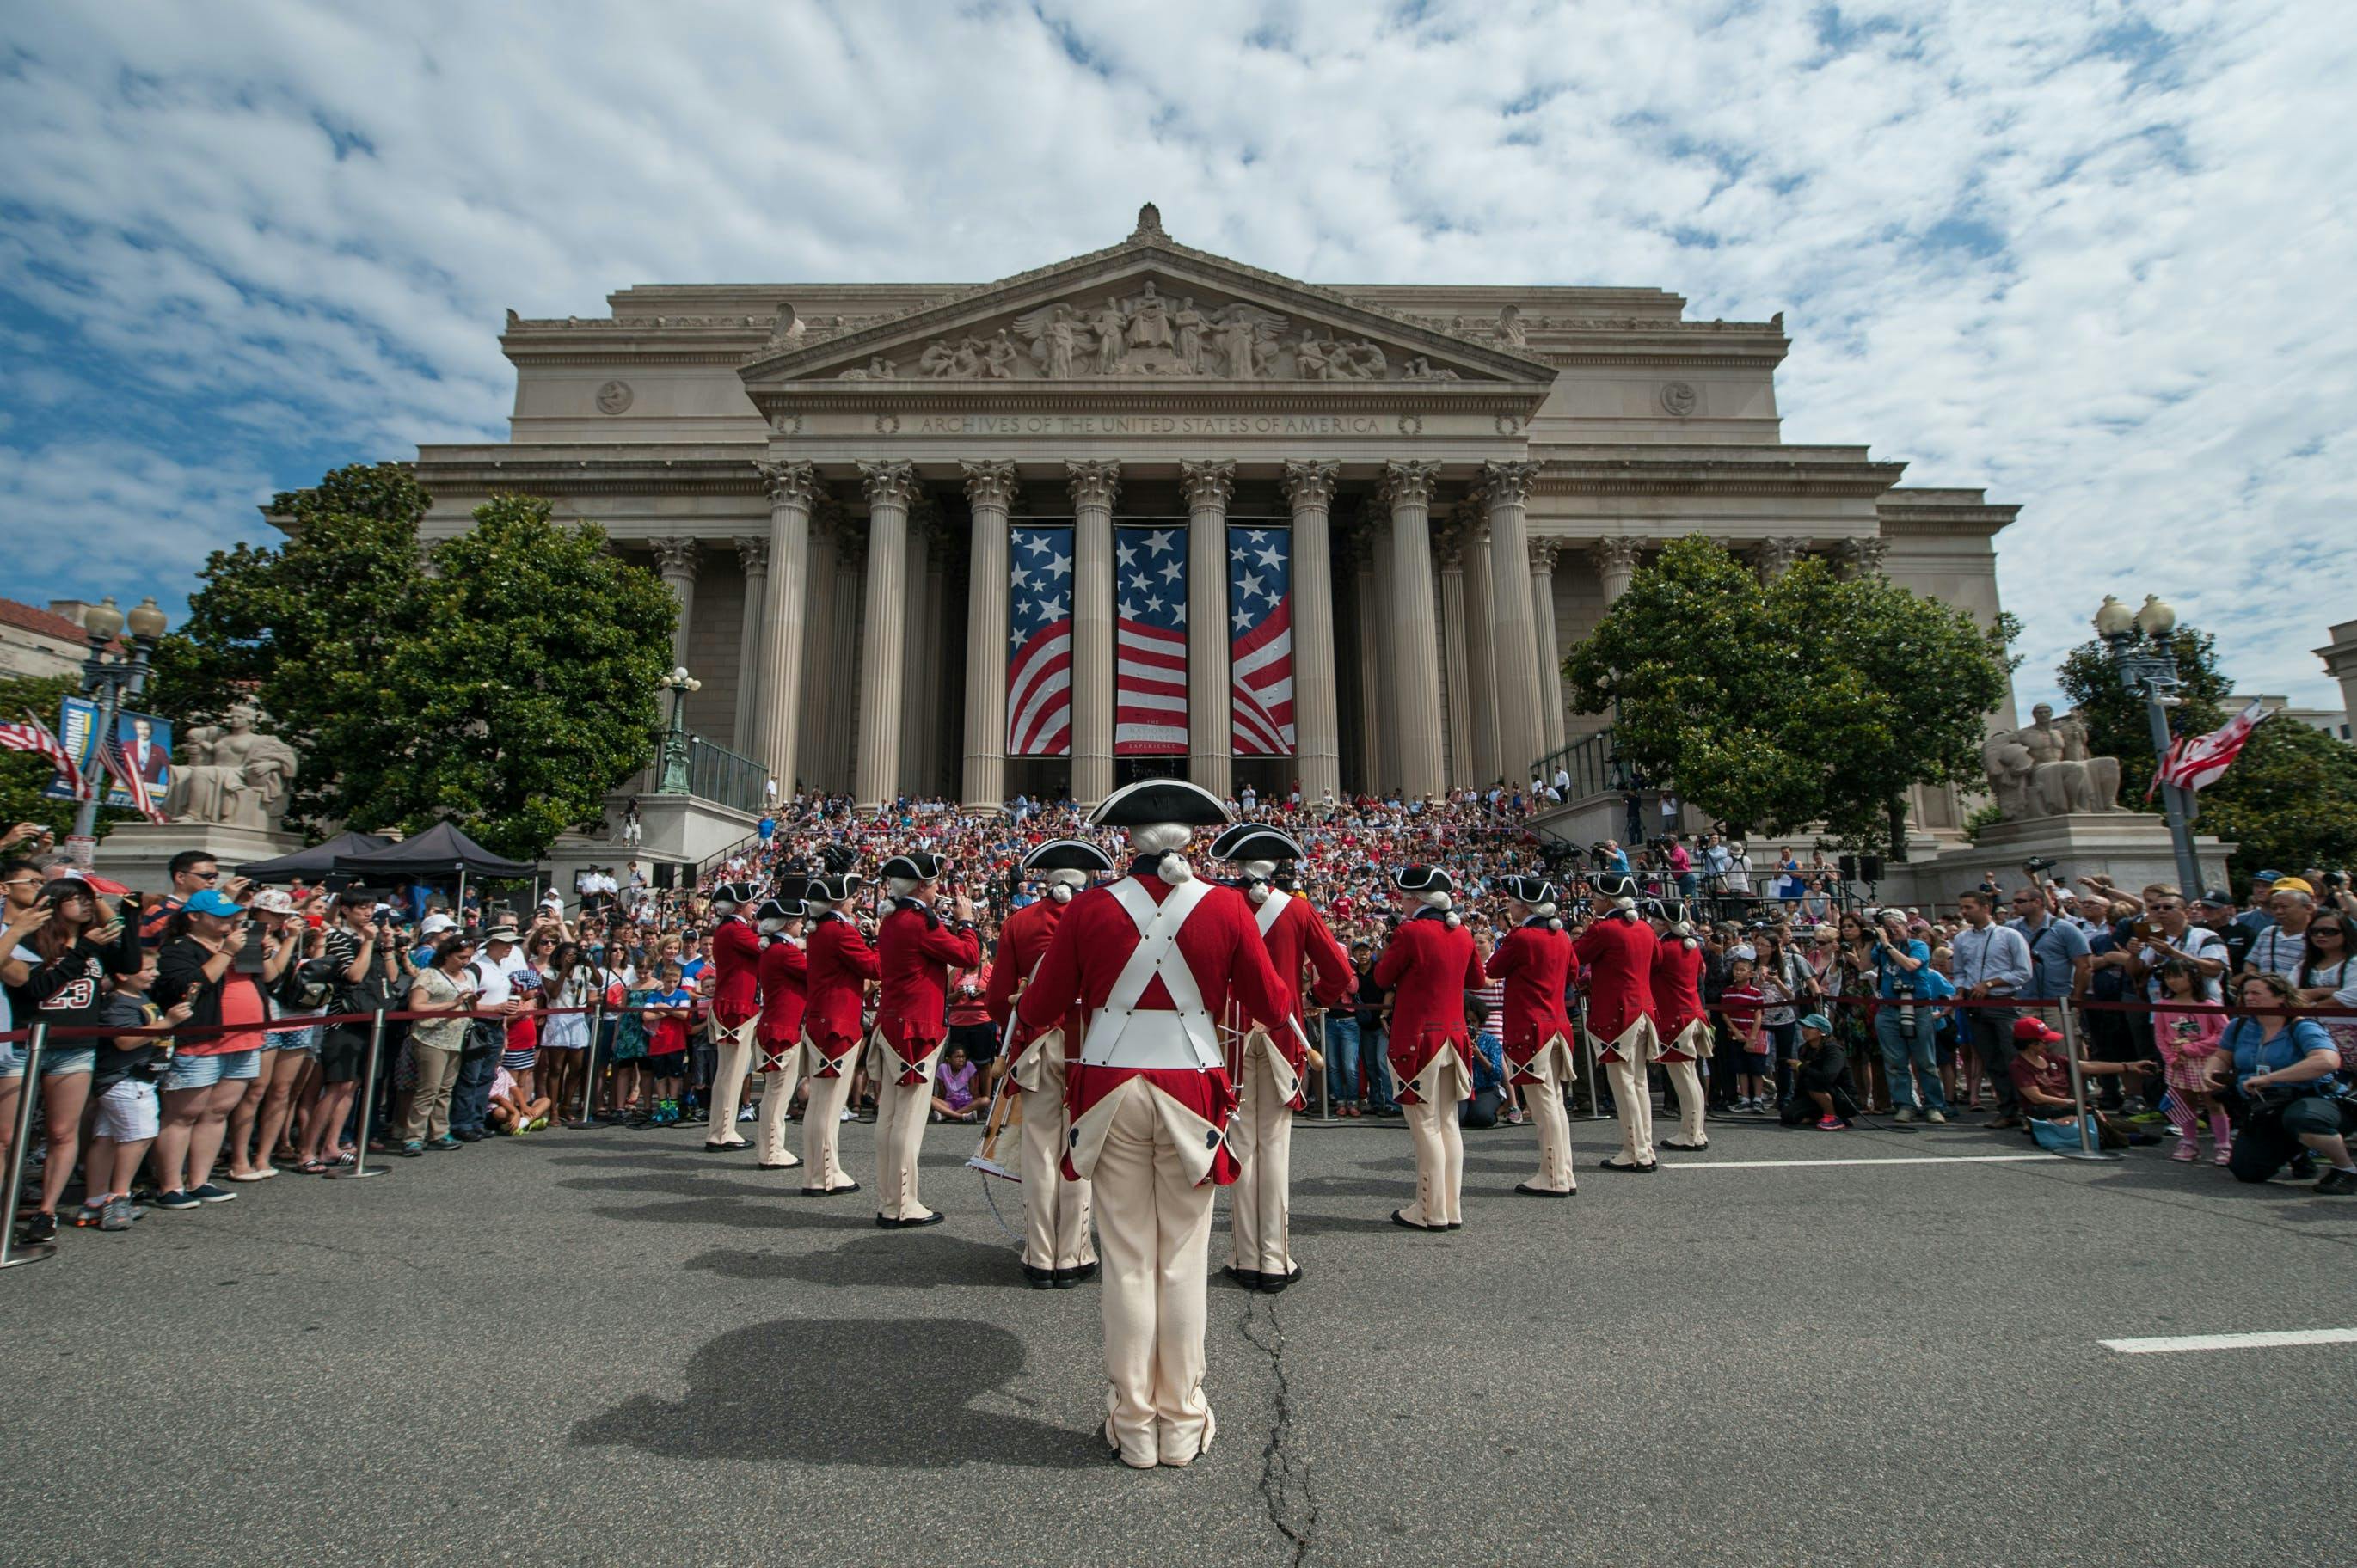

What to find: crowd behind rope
left=5, top=798, right=2355, bottom=1250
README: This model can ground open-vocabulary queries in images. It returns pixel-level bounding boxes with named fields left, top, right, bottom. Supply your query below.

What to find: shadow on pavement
left=589, top=1196, right=877, bottom=1233
left=683, top=1233, right=1028, bottom=1289
left=572, top=1317, right=1091, bottom=1469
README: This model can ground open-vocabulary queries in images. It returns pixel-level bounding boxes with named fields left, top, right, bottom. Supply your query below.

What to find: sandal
left=296, top=1159, right=330, bottom=1175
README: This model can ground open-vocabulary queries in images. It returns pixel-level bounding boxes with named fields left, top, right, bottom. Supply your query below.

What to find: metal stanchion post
left=1, top=1025, right=58, bottom=1268
left=325, top=1011, right=390, bottom=1179
left=567, top=1000, right=605, bottom=1129
left=1582, top=1029, right=1605, bottom=1121
left=2052, top=999, right=2121, bottom=1163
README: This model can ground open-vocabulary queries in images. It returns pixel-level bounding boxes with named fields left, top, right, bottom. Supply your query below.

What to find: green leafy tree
left=367, top=494, right=676, bottom=861
left=1562, top=536, right=2016, bottom=854
left=0, top=672, right=140, bottom=843
left=150, top=465, right=675, bottom=861
left=2057, top=626, right=2357, bottom=883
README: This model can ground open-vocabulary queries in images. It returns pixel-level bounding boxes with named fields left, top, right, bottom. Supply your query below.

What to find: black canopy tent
left=235, top=830, right=392, bottom=880
left=330, top=822, right=538, bottom=920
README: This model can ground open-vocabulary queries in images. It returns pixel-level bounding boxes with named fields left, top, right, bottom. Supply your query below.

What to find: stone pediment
left=740, top=207, right=1556, bottom=394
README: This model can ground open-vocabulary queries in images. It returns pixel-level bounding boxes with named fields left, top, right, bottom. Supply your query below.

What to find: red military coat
left=757, top=937, right=807, bottom=1067
left=803, top=912, right=881, bottom=1074
left=1016, top=872, right=1290, bottom=1186
left=875, top=900, right=983, bottom=1084
left=987, top=897, right=1079, bottom=1088
left=708, top=915, right=763, bottom=1029
left=1649, top=937, right=1708, bottom=1058
left=1372, top=910, right=1483, bottom=1103
left=1485, top=921, right=1577, bottom=1081
left=1574, top=912, right=1658, bottom=1059
left=1225, top=888, right=1355, bottom=1109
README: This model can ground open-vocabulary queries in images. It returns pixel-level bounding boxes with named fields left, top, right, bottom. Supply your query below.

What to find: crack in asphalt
left=1238, top=1289, right=1319, bottom=1566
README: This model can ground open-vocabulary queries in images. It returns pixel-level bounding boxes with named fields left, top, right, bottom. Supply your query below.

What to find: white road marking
left=1659, top=1154, right=2061, bottom=1169
left=2101, top=1328, right=2357, bottom=1355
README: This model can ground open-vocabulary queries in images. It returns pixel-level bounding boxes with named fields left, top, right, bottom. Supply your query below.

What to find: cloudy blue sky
left=3, top=0, right=2351, bottom=707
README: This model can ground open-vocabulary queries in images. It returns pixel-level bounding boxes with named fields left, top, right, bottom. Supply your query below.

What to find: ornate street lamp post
left=2094, top=593, right=2205, bottom=895
left=71, top=596, right=169, bottom=842
left=655, top=666, right=702, bottom=795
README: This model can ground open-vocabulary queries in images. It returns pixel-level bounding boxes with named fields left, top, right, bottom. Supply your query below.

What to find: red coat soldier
left=986, top=838, right=1113, bottom=1289
left=703, top=881, right=763, bottom=1152
left=799, top=867, right=879, bottom=1194
left=1372, top=864, right=1483, bottom=1230
left=1212, top=823, right=1353, bottom=1291
left=752, top=886, right=810, bottom=1171
left=1488, top=874, right=1581, bottom=1196
left=872, top=851, right=980, bottom=1228
left=1575, top=873, right=1662, bottom=1173
left=1015, top=780, right=1289, bottom=1470
left=1648, top=900, right=1711, bottom=1152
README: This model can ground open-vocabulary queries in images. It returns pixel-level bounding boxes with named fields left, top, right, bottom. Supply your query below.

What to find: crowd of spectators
left=6, top=800, right=2355, bottom=1253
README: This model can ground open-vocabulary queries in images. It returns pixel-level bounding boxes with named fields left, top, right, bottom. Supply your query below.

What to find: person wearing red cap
left=1488, top=874, right=1580, bottom=1195
left=985, top=839, right=1111, bottom=1289
left=1374, top=863, right=1484, bottom=1228
left=1648, top=898, right=1710, bottom=1151
left=702, top=881, right=763, bottom=1152
left=1577, top=873, right=1660, bottom=1173
left=1014, top=780, right=1290, bottom=1469
left=1214, top=824, right=1355, bottom=1289
left=798, top=864, right=877, bottom=1195
left=872, top=852, right=980, bottom=1228
left=752, top=889, right=809, bottom=1171
left=2006, top=1014, right=2155, bottom=1132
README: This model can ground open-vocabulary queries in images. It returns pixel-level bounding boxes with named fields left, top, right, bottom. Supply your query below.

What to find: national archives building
left=414, top=205, right=2016, bottom=824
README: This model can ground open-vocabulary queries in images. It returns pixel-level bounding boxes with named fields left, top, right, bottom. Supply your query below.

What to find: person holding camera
left=151, top=889, right=273, bottom=1210
left=2207, top=971, right=2357, bottom=1193
left=5, top=876, right=141, bottom=1240
left=1868, top=908, right=1949, bottom=1124
left=1949, top=889, right=2033, bottom=1127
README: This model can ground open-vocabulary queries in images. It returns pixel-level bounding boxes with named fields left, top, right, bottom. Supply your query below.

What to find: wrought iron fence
left=681, top=736, right=764, bottom=816
left=1529, top=726, right=1618, bottom=802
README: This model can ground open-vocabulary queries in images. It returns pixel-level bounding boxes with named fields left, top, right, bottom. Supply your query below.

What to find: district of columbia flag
left=2157, top=698, right=2271, bottom=793
left=1228, top=524, right=1296, bottom=755
left=1006, top=524, right=1074, bottom=756
left=1115, top=524, right=1188, bottom=755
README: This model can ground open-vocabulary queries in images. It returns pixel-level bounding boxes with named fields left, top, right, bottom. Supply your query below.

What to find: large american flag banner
left=1228, top=525, right=1296, bottom=755
left=0, top=712, right=85, bottom=800
left=1006, top=524, right=1074, bottom=756
left=1115, top=524, right=1188, bottom=755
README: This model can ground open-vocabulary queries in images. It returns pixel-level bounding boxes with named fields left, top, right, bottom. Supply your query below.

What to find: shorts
left=0, top=1040, right=16, bottom=1079
left=500, top=1045, right=537, bottom=1073
left=948, top=1021, right=1000, bottom=1063
left=163, top=1049, right=262, bottom=1091
left=1743, top=1050, right=1773, bottom=1075
left=39, top=1044, right=97, bottom=1078
left=92, top=1079, right=160, bottom=1142
left=317, top=1023, right=371, bottom=1087
left=645, top=1050, right=687, bottom=1081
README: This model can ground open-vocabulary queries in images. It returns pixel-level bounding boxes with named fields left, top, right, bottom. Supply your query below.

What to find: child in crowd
left=605, top=967, right=648, bottom=1121
left=487, top=1066, right=554, bottom=1135
left=641, top=960, right=694, bottom=1126
left=1719, top=955, right=1769, bottom=1112
left=2152, top=956, right=2232, bottom=1165
left=930, top=1044, right=984, bottom=1123
left=79, top=948, right=192, bottom=1231
left=503, top=970, right=542, bottom=1105
left=1460, top=995, right=1506, bottom=1130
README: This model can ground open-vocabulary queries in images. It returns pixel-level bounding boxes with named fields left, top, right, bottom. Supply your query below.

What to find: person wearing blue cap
left=1780, top=1014, right=1857, bottom=1130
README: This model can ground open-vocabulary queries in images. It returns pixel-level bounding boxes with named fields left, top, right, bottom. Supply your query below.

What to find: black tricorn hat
left=1391, top=864, right=1453, bottom=894
left=1590, top=871, right=1638, bottom=900
left=879, top=851, right=949, bottom=883
left=808, top=873, right=864, bottom=904
left=770, top=873, right=811, bottom=910
left=711, top=881, right=758, bottom=907
left=1089, top=778, right=1231, bottom=829
left=754, top=897, right=804, bottom=923
left=1023, top=839, right=1115, bottom=875
left=1210, top=823, right=1303, bottom=863
left=1501, top=874, right=1558, bottom=904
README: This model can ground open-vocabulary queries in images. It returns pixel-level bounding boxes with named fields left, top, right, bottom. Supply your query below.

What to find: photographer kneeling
left=1779, top=1014, right=1858, bottom=1130
left=2210, top=973, right=2357, bottom=1194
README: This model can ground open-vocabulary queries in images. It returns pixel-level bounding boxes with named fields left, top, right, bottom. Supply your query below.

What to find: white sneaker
left=1925, top=1109, right=1947, bottom=1124
left=838, top=1108, right=856, bottom=1123
left=738, top=1106, right=757, bottom=1122
left=1894, top=1106, right=1916, bottom=1124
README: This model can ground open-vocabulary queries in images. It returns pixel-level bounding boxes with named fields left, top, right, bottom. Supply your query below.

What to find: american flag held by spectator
left=1227, top=524, right=1296, bottom=755
left=1116, top=524, right=1187, bottom=755
left=1006, top=524, right=1075, bottom=756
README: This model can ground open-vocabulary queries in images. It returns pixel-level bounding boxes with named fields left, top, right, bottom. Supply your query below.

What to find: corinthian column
left=1181, top=459, right=1236, bottom=798
left=795, top=505, right=840, bottom=792
left=899, top=505, right=936, bottom=797
left=1596, top=536, right=1642, bottom=606
left=650, top=536, right=700, bottom=673
left=1482, top=460, right=1544, bottom=785
left=854, top=461, right=919, bottom=813
left=748, top=464, right=819, bottom=791
left=1382, top=459, right=1447, bottom=799
left=1529, top=538, right=1566, bottom=752
left=1459, top=495, right=1502, bottom=786
left=1758, top=536, right=1808, bottom=583
left=732, top=536, right=768, bottom=755
left=1066, top=460, right=1120, bottom=806
left=1838, top=536, right=1889, bottom=579
left=960, top=461, right=1017, bottom=812
left=1368, top=509, right=1397, bottom=793
left=1351, top=535, right=1382, bottom=793
left=1280, top=460, right=1341, bottom=804
left=1436, top=519, right=1472, bottom=786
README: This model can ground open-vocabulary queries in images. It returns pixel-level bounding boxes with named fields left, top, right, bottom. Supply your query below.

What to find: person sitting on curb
left=2007, top=1017, right=2158, bottom=1144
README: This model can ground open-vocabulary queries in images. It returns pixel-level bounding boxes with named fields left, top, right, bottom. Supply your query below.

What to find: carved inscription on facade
left=905, top=413, right=1390, bottom=437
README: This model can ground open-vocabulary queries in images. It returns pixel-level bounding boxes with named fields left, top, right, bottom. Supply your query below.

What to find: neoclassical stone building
left=414, top=206, right=2015, bottom=824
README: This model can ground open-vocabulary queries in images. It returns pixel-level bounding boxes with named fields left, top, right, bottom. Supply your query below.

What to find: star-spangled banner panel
left=1114, top=524, right=1188, bottom=756
left=1227, top=524, right=1295, bottom=756
left=1006, top=524, right=1074, bottom=757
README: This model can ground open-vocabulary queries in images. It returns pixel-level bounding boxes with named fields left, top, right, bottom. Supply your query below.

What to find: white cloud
left=0, top=0, right=2351, bottom=705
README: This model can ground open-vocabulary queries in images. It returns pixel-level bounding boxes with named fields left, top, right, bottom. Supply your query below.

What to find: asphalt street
left=3, top=1104, right=2353, bottom=1568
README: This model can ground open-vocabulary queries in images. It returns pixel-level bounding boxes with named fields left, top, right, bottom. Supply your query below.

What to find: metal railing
left=681, top=736, right=764, bottom=815
left=1530, top=726, right=1618, bottom=802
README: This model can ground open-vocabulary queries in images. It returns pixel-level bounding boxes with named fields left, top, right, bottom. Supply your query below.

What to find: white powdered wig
left=1242, top=858, right=1277, bottom=904
left=885, top=876, right=920, bottom=898
left=1419, top=889, right=1452, bottom=912
left=1128, top=822, right=1194, bottom=885
left=1046, top=867, right=1087, bottom=904
left=758, top=917, right=789, bottom=935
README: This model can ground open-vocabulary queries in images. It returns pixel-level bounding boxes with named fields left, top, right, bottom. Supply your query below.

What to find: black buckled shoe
left=1513, top=1182, right=1574, bottom=1197
left=1223, top=1264, right=1265, bottom=1289
left=1597, top=1156, right=1658, bottom=1173
left=875, top=1210, right=947, bottom=1229
left=1257, top=1265, right=1303, bottom=1293
left=1023, top=1263, right=1057, bottom=1289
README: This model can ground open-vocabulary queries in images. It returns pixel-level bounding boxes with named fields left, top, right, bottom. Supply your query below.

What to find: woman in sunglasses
left=2, top=877, right=140, bottom=1243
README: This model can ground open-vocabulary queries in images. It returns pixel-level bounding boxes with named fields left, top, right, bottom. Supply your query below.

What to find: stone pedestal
left=1885, top=814, right=2234, bottom=910
left=544, top=792, right=762, bottom=907
left=91, top=821, right=307, bottom=890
